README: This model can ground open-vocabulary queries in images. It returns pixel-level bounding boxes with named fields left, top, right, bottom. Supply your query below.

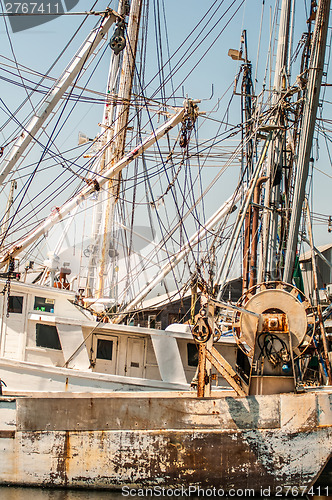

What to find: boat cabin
left=0, top=279, right=237, bottom=392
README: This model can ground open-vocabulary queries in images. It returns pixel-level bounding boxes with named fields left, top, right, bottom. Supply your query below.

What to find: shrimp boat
left=0, top=0, right=331, bottom=492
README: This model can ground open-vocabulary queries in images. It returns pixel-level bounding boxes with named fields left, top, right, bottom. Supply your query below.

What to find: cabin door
left=92, top=334, right=118, bottom=374
left=1, top=293, right=27, bottom=360
left=125, top=336, right=145, bottom=378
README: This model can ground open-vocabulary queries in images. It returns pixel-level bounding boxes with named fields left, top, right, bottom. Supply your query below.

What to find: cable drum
left=232, top=282, right=315, bottom=359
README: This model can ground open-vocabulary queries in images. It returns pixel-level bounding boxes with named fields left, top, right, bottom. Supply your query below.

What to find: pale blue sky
left=0, top=0, right=331, bottom=258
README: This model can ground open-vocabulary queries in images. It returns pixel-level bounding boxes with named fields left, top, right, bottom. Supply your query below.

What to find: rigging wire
left=170, top=0, right=246, bottom=99
left=0, top=0, right=296, bottom=305
left=0, top=14, right=108, bottom=245
left=0, top=0, right=249, bottom=240
left=0, top=0, right=100, bottom=139
left=114, top=25, right=197, bottom=301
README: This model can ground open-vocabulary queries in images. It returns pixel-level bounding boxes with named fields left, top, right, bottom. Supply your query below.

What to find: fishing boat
left=0, top=0, right=246, bottom=394
left=0, top=0, right=331, bottom=492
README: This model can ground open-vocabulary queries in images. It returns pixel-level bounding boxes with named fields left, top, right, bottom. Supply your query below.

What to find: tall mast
left=258, top=0, right=292, bottom=282
left=283, top=0, right=331, bottom=283
left=86, top=0, right=129, bottom=296
left=95, top=0, right=143, bottom=301
left=240, top=30, right=255, bottom=293
left=0, top=180, right=16, bottom=241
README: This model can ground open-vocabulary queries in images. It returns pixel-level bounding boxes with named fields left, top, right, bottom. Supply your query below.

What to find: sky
left=0, top=0, right=331, bottom=292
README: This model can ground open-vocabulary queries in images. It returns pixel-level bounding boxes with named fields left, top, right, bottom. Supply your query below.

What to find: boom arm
left=0, top=107, right=186, bottom=267
left=0, top=9, right=119, bottom=188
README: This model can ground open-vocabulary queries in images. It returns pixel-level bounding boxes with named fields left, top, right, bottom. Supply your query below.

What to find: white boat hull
left=0, top=357, right=189, bottom=393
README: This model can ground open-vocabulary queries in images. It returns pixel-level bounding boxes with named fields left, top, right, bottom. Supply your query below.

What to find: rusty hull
left=0, top=390, right=331, bottom=491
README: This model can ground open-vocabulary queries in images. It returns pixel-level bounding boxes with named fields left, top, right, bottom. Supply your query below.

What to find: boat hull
left=0, top=357, right=189, bottom=393
left=0, top=390, right=331, bottom=492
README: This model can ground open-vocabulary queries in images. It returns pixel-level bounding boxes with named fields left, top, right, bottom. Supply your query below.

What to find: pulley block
left=192, top=316, right=212, bottom=343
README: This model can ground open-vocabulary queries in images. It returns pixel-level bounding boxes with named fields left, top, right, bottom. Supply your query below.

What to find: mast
left=240, top=30, right=255, bottom=293
left=258, top=0, right=292, bottom=282
left=283, top=0, right=331, bottom=283
left=86, top=0, right=129, bottom=297
left=0, top=180, right=16, bottom=242
left=95, top=0, right=143, bottom=301
left=216, top=134, right=273, bottom=297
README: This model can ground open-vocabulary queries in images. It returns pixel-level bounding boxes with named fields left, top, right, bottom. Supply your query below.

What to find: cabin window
left=36, top=323, right=61, bottom=350
left=148, top=315, right=156, bottom=328
left=34, top=296, right=55, bottom=313
left=187, top=343, right=198, bottom=367
left=8, top=296, right=23, bottom=314
left=96, top=339, right=113, bottom=360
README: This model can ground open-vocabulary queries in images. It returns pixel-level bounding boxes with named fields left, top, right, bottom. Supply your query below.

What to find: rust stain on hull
left=53, top=430, right=70, bottom=487
left=0, top=391, right=331, bottom=492
left=6, top=427, right=330, bottom=491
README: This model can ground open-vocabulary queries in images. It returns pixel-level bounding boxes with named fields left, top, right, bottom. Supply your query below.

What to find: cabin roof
left=142, top=289, right=191, bottom=310
left=299, top=242, right=332, bottom=262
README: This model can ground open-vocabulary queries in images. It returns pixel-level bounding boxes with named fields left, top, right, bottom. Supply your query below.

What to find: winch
left=232, top=281, right=315, bottom=394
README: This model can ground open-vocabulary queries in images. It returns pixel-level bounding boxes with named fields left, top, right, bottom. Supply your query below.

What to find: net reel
left=232, top=282, right=315, bottom=394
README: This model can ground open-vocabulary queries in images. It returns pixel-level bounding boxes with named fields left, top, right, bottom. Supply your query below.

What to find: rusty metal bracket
left=197, top=343, right=208, bottom=397
left=194, top=297, right=247, bottom=397
left=205, top=346, right=247, bottom=397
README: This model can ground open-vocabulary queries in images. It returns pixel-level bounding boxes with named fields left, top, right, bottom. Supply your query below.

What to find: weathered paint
left=16, top=394, right=281, bottom=431
left=0, top=390, right=331, bottom=492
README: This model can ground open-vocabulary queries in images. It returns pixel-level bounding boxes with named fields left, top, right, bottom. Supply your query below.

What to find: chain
left=180, top=99, right=199, bottom=148
left=1, top=258, right=15, bottom=318
left=179, top=115, right=195, bottom=148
